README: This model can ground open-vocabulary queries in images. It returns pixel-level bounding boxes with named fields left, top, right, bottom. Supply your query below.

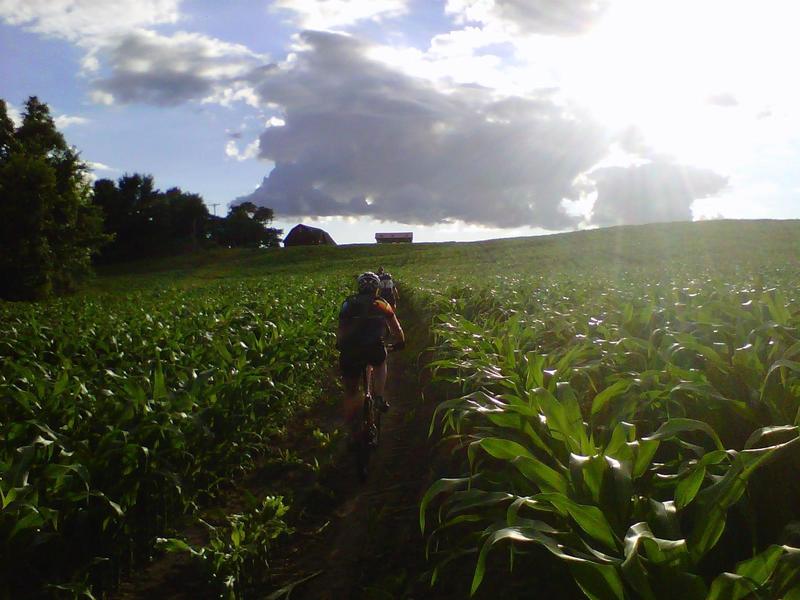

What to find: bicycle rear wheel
left=355, top=394, right=379, bottom=481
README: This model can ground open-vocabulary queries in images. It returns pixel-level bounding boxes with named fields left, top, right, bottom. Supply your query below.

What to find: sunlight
left=540, top=0, right=800, bottom=169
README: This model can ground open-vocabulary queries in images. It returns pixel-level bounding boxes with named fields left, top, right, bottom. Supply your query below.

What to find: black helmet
left=357, top=272, right=380, bottom=294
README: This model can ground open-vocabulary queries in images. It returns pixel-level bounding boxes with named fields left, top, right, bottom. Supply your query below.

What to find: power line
left=210, top=203, right=220, bottom=216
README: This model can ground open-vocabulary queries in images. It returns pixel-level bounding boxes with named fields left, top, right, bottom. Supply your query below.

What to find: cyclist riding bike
left=337, top=272, right=405, bottom=446
left=376, top=266, right=399, bottom=309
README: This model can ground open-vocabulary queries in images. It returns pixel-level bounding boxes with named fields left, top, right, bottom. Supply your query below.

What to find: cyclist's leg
left=364, top=364, right=373, bottom=397
left=365, top=343, right=388, bottom=395
left=342, top=373, right=361, bottom=424
left=365, top=344, right=389, bottom=411
left=340, top=351, right=364, bottom=441
left=372, top=360, right=388, bottom=397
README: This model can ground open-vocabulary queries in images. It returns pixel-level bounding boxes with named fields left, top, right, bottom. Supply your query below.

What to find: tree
left=215, top=202, right=282, bottom=248
left=0, top=100, right=17, bottom=161
left=0, top=96, right=108, bottom=300
left=165, top=187, right=207, bottom=245
left=92, top=175, right=210, bottom=262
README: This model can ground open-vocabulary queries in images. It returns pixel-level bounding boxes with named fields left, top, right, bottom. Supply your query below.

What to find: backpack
left=378, top=273, right=394, bottom=300
left=339, top=293, right=390, bottom=348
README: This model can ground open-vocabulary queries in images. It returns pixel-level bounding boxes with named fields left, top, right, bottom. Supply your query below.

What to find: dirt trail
left=263, top=306, right=443, bottom=599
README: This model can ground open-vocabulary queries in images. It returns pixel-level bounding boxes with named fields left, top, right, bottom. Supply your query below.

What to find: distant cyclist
left=376, top=266, right=399, bottom=309
left=337, top=272, right=405, bottom=444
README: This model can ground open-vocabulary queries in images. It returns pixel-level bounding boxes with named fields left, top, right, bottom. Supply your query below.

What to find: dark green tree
left=165, top=187, right=207, bottom=244
left=216, top=202, right=282, bottom=248
left=92, top=175, right=210, bottom=261
left=0, top=96, right=108, bottom=300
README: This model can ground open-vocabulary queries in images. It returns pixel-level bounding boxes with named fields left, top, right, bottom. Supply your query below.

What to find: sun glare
left=541, top=0, right=800, bottom=170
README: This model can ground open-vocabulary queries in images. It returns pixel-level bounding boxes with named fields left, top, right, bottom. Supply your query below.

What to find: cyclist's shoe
left=375, top=395, right=390, bottom=413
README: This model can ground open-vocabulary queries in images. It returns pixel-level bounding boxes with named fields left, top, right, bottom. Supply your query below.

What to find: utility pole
left=210, top=203, right=220, bottom=216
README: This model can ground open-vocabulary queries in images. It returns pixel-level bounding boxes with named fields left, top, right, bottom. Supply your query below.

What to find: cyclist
left=337, top=272, right=405, bottom=445
left=376, top=266, right=399, bottom=308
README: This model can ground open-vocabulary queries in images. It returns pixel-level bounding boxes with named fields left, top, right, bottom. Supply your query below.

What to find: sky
left=2, top=0, right=799, bottom=244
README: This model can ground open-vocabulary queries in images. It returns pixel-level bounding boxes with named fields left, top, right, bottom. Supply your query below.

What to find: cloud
left=707, top=92, right=738, bottom=107
left=446, top=0, right=610, bottom=36
left=271, top=0, right=407, bottom=30
left=0, top=0, right=180, bottom=42
left=6, top=103, right=22, bottom=126
left=0, top=0, right=268, bottom=108
left=236, top=31, right=609, bottom=229
left=225, top=138, right=260, bottom=161
left=90, top=30, right=266, bottom=106
left=590, top=161, right=728, bottom=226
left=87, top=161, right=116, bottom=172
left=84, top=160, right=117, bottom=184
left=55, top=114, right=89, bottom=128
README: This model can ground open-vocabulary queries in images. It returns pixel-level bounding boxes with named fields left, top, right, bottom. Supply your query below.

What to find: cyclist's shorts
left=339, top=344, right=387, bottom=378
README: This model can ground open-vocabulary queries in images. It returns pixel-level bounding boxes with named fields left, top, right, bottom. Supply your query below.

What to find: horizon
left=3, top=0, right=800, bottom=244
left=287, top=216, right=800, bottom=246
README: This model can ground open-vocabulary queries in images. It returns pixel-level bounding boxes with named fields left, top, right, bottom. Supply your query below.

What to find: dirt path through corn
left=262, top=303, right=446, bottom=599
left=265, top=302, right=583, bottom=600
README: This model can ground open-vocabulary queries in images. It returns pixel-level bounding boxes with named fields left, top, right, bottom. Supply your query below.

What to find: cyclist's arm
left=387, top=314, right=404, bottom=344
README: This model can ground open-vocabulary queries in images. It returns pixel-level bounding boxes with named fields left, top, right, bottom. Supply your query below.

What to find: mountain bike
left=354, top=343, right=399, bottom=482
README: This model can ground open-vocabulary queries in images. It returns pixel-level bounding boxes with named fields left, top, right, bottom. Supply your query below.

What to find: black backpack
left=339, top=294, right=388, bottom=348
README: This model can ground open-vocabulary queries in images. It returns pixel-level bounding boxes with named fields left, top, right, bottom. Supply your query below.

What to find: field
left=2, top=220, right=800, bottom=599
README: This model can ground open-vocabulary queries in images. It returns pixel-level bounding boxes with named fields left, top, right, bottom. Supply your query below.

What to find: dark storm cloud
left=590, top=162, right=728, bottom=226
left=91, top=30, right=264, bottom=106
left=236, top=31, right=610, bottom=229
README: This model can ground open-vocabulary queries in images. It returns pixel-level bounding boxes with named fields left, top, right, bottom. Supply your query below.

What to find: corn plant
left=158, top=495, right=291, bottom=600
left=419, top=267, right=800, bottom=598
left=0, top=276, right=348, bottom=597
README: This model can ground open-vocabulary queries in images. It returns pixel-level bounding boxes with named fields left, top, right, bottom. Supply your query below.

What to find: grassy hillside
left=93, top=219, right=800, bottom=291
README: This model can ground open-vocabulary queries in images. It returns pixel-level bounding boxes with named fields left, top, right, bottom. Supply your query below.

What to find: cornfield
left=0, top=276, right=348, bottom=597
left=419, top=264, right=800, bottom=599
left=3, top=221, right=800, bottom=598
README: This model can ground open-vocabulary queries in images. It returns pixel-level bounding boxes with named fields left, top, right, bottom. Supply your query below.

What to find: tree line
left=0, top=96, right=281, bottom=300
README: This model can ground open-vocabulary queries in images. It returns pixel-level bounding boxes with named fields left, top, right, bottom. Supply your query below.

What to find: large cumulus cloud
left=237, top=31, right=609, bottom=228
left=590, top=162, right=728, bottom=226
